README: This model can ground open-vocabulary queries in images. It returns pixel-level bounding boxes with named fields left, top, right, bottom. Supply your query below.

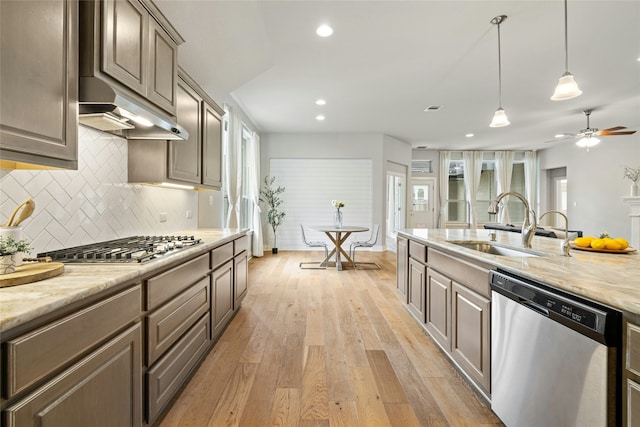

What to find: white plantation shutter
left=268, top=158, right=373, bottom=250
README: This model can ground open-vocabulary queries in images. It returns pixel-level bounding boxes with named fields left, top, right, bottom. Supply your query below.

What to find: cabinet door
left=4, top=323, right=142, bottom=427
left=451, top=282, right=490, bottom=393
left=396, top=237, right=408, bottom=302
left=169, top=77, right=202, bottom=183
left=202, top=102, right=223, bottom=188
left=102, top=0, right=148, bottom=97
left=408, top=258, right=426, bottom=322
left=212, top=260, right=234, bottom=339
left=147, top=18, right=177, bottom=115
left=426, top=268, right=452, bottom=352
left=0, top=0, right=78, bottom=169
left=627, top=379, right=640, bottom=427
left=234, top=251, right=248, bottom=306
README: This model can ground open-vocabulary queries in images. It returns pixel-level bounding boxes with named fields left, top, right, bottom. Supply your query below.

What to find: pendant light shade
left=489, top=15, right=510, bottom=128
left=551, top=0, right=582, bottom=100
left=490, top=108, right=510, bottom=127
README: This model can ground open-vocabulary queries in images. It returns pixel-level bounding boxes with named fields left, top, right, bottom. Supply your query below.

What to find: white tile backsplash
left=0, top=125, right=198, bottom=253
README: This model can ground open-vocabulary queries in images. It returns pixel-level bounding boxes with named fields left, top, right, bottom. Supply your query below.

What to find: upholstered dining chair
left=349, top=224, right=380, bottom=269
left=299, top=224, right=329, bottom=269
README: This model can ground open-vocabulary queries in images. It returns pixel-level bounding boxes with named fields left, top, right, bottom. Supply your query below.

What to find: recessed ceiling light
left=316, top=115, right=325, bottom=121
left=315, top=99, right=326, bottom=106
left=465, top=133, right=474, bottom=138
left=316, top=25, right=333, bottom=37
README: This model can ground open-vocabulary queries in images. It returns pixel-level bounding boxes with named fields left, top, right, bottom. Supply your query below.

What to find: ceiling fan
left=546, top=109, right=636, bottom=149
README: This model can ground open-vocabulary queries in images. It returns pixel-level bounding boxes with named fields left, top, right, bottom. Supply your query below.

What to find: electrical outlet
left=159, top=213, right=168, bottom=222
left=186, top=210, right=193, bottom=219
left=208, top=195, right=214, bottom=206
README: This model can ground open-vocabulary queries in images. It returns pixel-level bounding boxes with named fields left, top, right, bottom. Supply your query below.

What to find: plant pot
left=272, top=248, right=278, bottom=254
left=0, top=254, right=18, bottom=275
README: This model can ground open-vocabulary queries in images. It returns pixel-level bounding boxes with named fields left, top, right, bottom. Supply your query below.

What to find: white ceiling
left=156, top=1, right=640, bottom=151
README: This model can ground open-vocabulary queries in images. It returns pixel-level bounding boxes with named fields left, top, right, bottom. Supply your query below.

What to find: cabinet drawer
left=146, top=314, right=210, bottom=424
left=234, top=235, right=249, bottom=256
left=211, top=242, right=233, bottom=270
left=429, top=249, right=490, bottom=297
left=627, top=322, right=640, bottom=377
left=146, top=253, right=208, bottom=310
left=4, top=285, right=141, bottom=399
left=409, top=240, right=427, bottom=263
left=146, top=277, right=210, bottom=365
left=4, top=323, right=142, bottom=427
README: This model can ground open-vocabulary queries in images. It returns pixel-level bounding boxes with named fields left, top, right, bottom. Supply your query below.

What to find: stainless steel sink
left=447, top=241, right=547, bottom=257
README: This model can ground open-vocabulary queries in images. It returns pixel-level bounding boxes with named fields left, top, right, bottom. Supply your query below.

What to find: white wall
left=538, top=137, right=640, bottom=238
left=0, top=126, right=198, bottom=253
left=260, top=133, right=411, bottom=251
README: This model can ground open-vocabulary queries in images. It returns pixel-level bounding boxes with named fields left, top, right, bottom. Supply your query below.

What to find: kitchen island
left=0, top=228, right=249, bottom=427
left=397, top=228, right=640, bottom=427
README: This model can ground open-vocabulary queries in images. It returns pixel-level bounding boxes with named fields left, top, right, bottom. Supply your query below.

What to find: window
left=444, top=153, right=528, bottom=226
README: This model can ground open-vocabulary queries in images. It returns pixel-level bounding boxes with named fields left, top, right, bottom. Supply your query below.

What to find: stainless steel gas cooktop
left=38, top=235, right=203, bottom=263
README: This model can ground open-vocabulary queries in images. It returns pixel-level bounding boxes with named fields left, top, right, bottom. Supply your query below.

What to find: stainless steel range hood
left=79, top=77, right=188, bottom=140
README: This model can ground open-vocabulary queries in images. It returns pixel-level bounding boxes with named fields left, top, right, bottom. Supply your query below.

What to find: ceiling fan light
left=551, top=72, right=583, bottom=101
left=576, top=136, right=600, bottom=148
left=490, top=108, right=510, bottom=127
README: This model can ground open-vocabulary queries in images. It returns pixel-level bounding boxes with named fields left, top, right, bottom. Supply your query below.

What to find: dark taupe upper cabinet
left=169, top=75, right=202, bottom=183
left=83, top=0, right=181, bottom=116
left=168, top=68, right=224, bottom=189
left=202, top=102, right=223, bottom=188
left=0, top=0, right=78, bottom=170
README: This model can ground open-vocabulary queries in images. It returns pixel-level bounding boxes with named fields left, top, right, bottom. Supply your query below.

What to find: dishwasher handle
left=520, top=299, right=550, bottom=316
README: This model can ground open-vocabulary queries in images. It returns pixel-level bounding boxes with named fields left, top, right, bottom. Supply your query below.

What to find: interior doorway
left=409, top=178, right=436, bottom=228
left=546, top=167, right=567, bottom=228
left=386, top=172, right=406, bottom=238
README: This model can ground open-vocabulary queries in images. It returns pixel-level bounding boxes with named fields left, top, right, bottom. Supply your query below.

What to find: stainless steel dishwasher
left=490, top=270, right=621, bottom=427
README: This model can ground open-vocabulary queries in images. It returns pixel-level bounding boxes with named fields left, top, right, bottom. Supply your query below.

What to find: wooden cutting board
left=0, top=262, right=64, bottom=288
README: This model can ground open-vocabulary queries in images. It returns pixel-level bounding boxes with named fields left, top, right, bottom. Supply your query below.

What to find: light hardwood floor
left=158, top=250, right=503, bottom=427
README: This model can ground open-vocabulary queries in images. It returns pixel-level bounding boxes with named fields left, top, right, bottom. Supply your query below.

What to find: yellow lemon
left=590, top=238, right=606, bottom=250
left=573, top=237, right=591, bottom=248
left=605, top=239, right=623, bottom=250
left=614, top=238, right=629, bottom=249
left=582, top=236, right=596, bottom=245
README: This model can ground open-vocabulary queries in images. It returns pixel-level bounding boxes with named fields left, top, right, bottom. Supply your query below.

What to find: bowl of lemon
left=570, top=233, right=637, bottom=253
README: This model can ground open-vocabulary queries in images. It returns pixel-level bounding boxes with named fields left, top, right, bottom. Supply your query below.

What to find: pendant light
left=490, top=15, right=510, bottom=128
left=551, top=0, right=582, bottom=100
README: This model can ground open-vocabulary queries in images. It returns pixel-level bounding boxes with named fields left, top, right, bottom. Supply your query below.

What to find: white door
left=386, top=173, right=406, bottom=237
left=410, top=178, right=435, bottom=228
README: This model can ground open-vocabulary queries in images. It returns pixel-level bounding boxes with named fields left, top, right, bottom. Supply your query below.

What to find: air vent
left=424, top=105, right=443, bottom=112
left=412, top=161, right=432, bottom=173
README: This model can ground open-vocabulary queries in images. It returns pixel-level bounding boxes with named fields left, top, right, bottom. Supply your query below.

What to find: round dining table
left=308, top=225, right=369, bottom=270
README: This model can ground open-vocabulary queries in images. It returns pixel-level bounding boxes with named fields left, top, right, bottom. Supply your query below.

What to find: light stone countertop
left=0, top=229, right=249, bottom=334
left=399, top=229, right=640, bottom=316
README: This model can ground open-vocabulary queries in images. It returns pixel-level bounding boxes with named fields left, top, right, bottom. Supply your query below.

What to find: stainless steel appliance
left=490, top=269, right=621, bottom=427
left=38, top=235, right=202, bottom=264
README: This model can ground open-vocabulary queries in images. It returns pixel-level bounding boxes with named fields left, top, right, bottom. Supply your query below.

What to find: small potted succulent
left=0, top=235, right=31, bottom=274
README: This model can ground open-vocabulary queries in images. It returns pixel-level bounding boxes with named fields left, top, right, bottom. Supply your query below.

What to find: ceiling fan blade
left=544, top=135, right=575, bottom=143
left=598, top=130, right=636, bottom=136
left=600, top=126, right=626, bottom=132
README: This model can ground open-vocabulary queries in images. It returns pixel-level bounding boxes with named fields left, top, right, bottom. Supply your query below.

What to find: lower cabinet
left=235, top=251, right=248, bottom=306
left=408, top=257, right=426, bottom=322
left=4, top=323, right=142, bottom=427
left=451, top=282, right=491, bottom=393
left=396, top=236, right=408, bottom=302
left=212, top=260, right=234, bottom=339
left=624, top=317, right=640, bottom=426
left=425, top=268, right=452, bottom=351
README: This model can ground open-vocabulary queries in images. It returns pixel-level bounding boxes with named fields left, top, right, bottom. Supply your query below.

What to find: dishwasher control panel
left=490, top=269, right=620, bottom=346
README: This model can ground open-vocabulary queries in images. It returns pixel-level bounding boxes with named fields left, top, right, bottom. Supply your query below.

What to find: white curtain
left=225, top=106, right=242, bottom=229
left=463, top=151, right=484, bottom=228
left=248, top=131, right=263, bottom=256
left=495, top=151, right=515, bottom=224
left=438, top=151, right=451, bottom=228
left=524, top=151, right=537, bottom=215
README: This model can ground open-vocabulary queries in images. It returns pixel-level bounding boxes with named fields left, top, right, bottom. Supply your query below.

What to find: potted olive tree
left=260, top=176, right=286, bottom=254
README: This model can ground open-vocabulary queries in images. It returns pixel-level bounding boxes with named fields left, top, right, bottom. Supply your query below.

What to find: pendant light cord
left=563, top=0, right=569, bottom=72
left=497, top=21, right=503, bottom=108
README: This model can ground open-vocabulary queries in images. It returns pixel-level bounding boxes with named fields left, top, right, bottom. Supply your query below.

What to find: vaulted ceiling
left=156, top=1, right=640, bottom=151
